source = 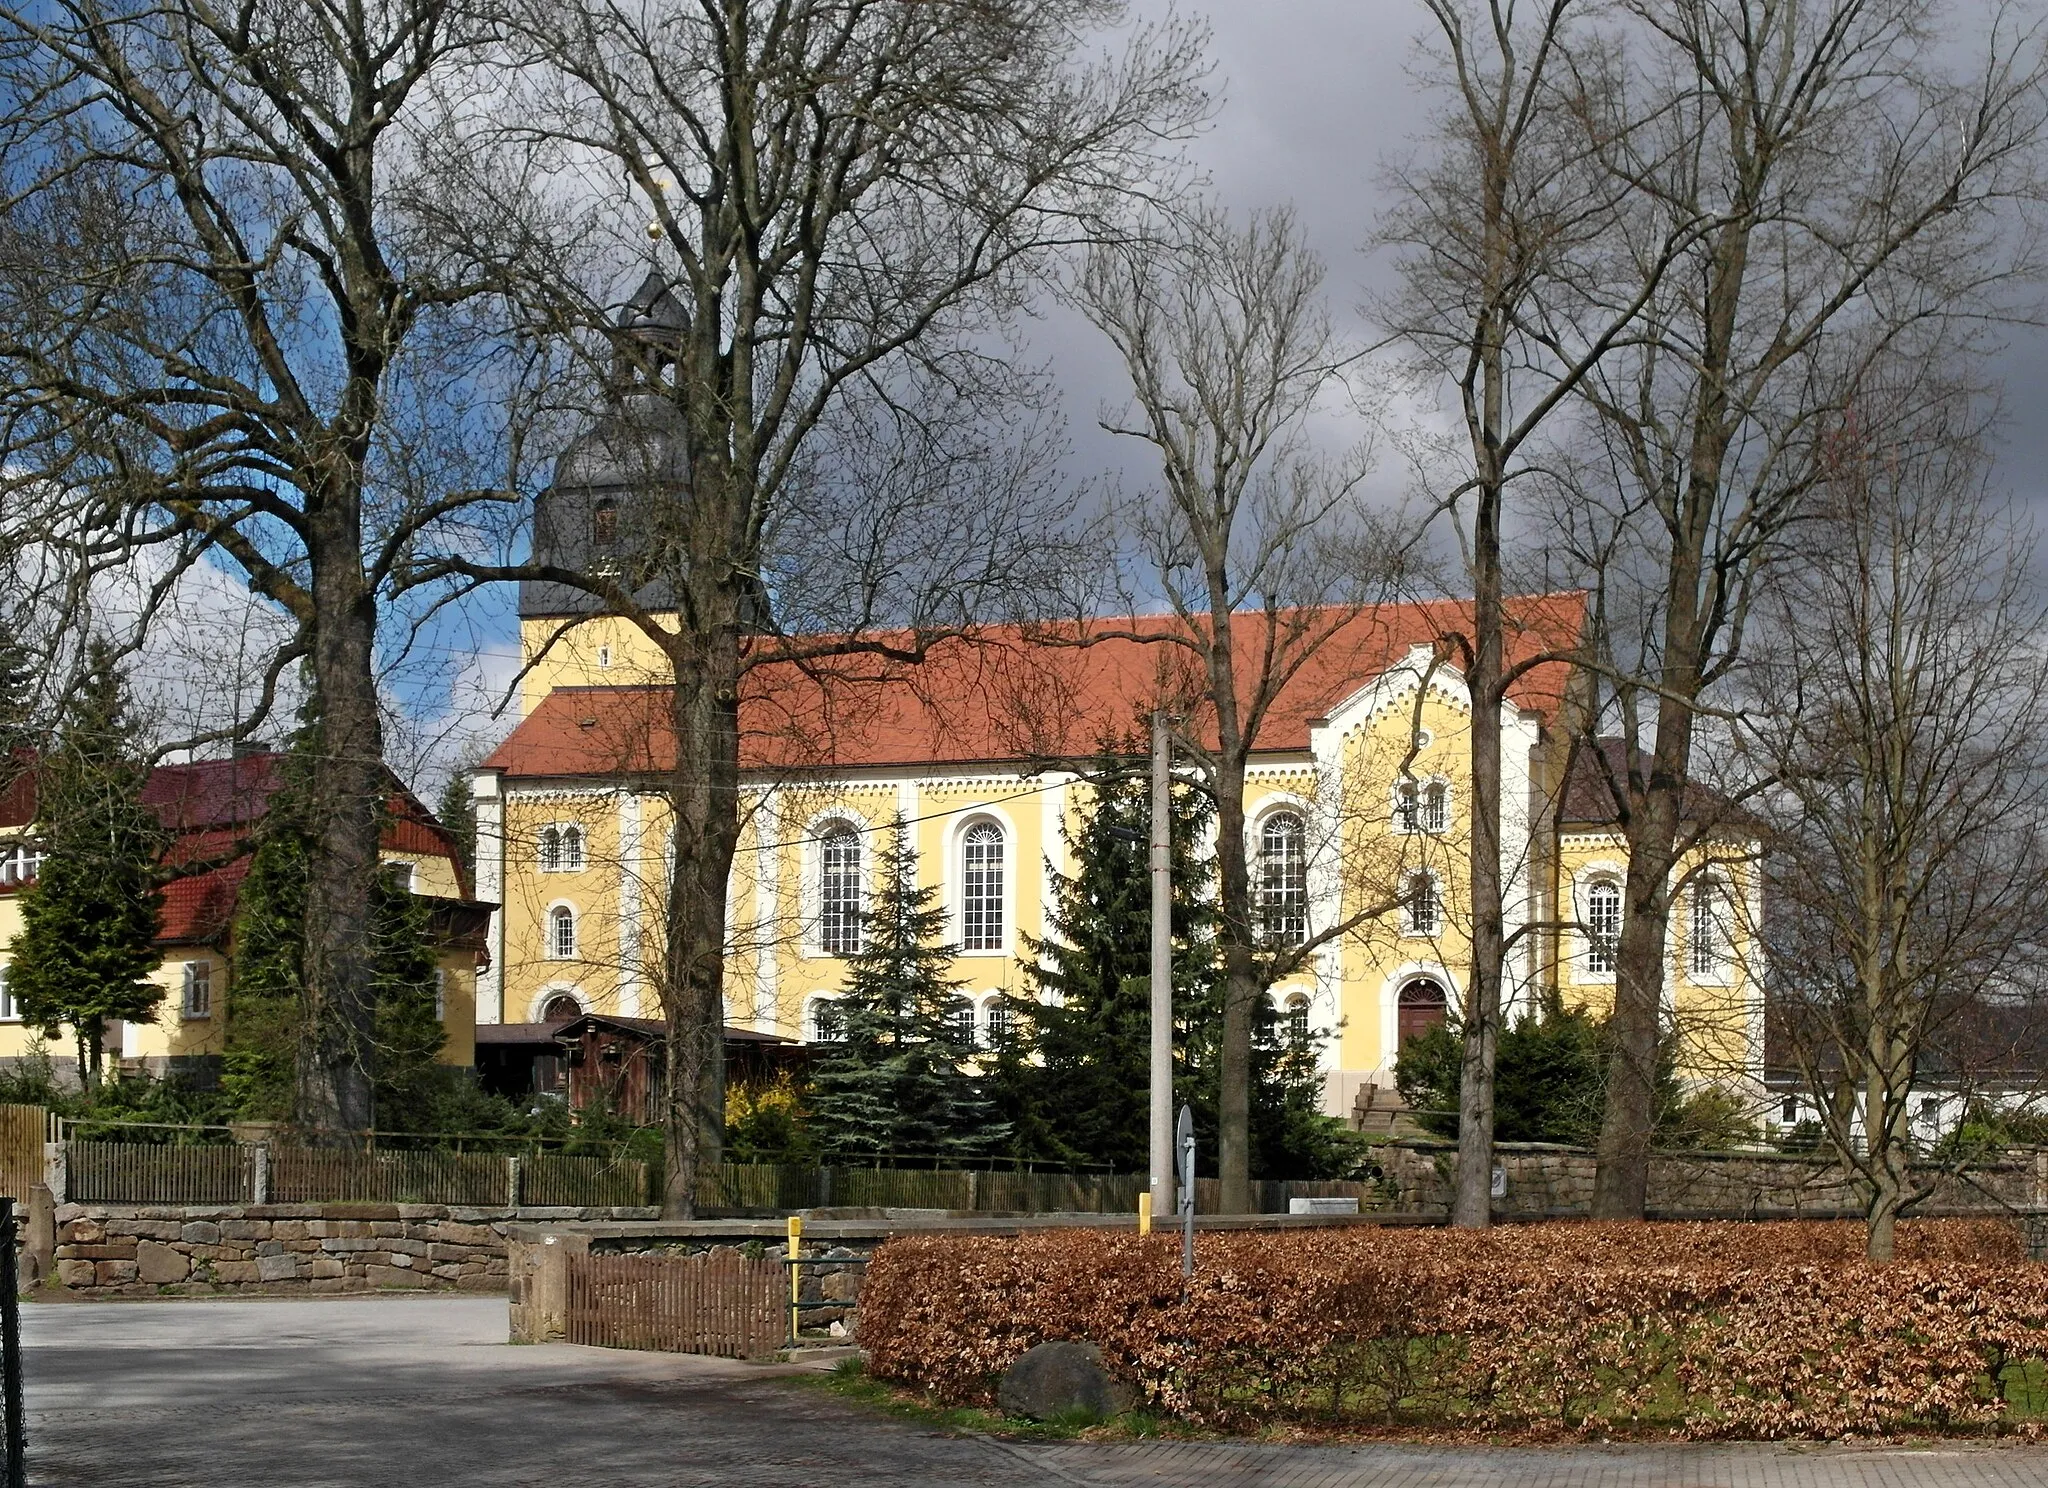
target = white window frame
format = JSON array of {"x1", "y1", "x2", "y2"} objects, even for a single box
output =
[
  {"x1": 181, "y1": 960, "x2": 213, "y2": 1021},
  {"x1": 546, "y1": 902, "x2": 579, "y2": 960},
  {"x1": 1400, "y1": 869, "x2": 1443, "y2": 939},
  {"x1": 1579, "y1": 877, "x2": 1621, "y2": 982},
  {"x1": 0, "y1": 966, "x2": 16, "y2": 1023},
  {"x1": 538, "y1": 822, "x2": 586, "y2": 874},
  {"x1": 1256, "y1": 808, "x2": 1310, "y2": 947},
  {"x1": 384, "y1": 860, "x2": 417, "y2": 893},
  {"x1": 1283, "y1": 991, "x2": 1311, "y2": 1045},
  {"x1": 955, "y1": 816, "x2": 1010, "y2": 955},
  {"x1": 1392, "y1": 776, "x2": 1452, "y2": 836},
  {"x1": 805, "y1": 994, "x2": 846, "y2": 1043},
  {"x1": 0, "y1": 843, "x2": 43, "y2": 887},
  {"x1": 810, "y1": 820, "x2": 867, "y2": 958},
  {"x1": 979, "y1": 992, "x2": 1010, "y2": 1048},
  {"x1": 1686, "y1": 876, "x2": 1734, "y2": 985},
  {"x1": 433, "y1": 966, "x2": 447, "y2": 1021}
]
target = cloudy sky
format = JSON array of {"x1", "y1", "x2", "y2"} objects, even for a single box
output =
[{"x1": 131, "y1": 1, "x2": 2048, "y2": 794}]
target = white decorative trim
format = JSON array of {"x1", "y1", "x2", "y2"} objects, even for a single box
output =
[
  {"x1": 617, "y1": 795, "x2": 644, "y2": 1015},
  {"x1": 798, "y1": 806, "x2": 875, "y2": 959},
  {"x1": 472, "y1": 772, "x2": 506, "y2": 1024},
  {"x1": 526, "y1": 983, "x2": 587, "y2": 1022},
  {"x1": 1566, "y1": 860, "x2": 1626, "y2": 987}
]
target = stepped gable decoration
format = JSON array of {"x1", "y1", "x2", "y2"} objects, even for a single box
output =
[{"x1": 482, "y1": 592, "x2": 1588, "y2": 779}]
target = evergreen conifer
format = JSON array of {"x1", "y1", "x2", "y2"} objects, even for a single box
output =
[
  {"x1": 436, "y1": 769, "x2": 475, "y2": 883},
  {"x1": 223, "y1": 727, "x2": 446, "y2": 1129},
  {"x1": 6, "y1": 643, "x2": 168, "y2": 1087},
  {"x1": 807, "y1": 818, "x2": 1005, "y2": 1160}
]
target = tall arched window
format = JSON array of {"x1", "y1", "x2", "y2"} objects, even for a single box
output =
[
  {"x1": 1259, "y1": 812, "x2": 1308, "y2": 945},
  {"x1": 1690, "y1": 880, "x2": 1725, "y2": 978},
  {"x1": 539, "y1": 825, "x2": 561, "y2": 873},
  {"x1": 1585, "y1": 880, "x2": 1621, "y2": 975},
  {"x1": 548, "y1": 905, "x2": 578, "y2": 960},
  {"x1": 960, "y1": 821, "x2": 1005, "y2": 951},
  {"x1": 818, "y1": 827, "x2": 864, "y2": 956},
  {"x1": 560, "y1": 825, "x2": 585, "y2": 872},
  {"x1": 946, "y1": 997, "x2": 977, "y2": 1049},
  {"x1": 1404, "y1": 870, "x2": 1441, "y2": 938}
]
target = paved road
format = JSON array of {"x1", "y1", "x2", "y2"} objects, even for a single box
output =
[{"x1": 20, "y1": 1296, "x2": 2048, "y2": 1487}]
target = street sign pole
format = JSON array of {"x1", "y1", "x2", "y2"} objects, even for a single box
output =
[{"x1": 1175, "y1": 1103, "x2": 1195, "y2": 1278}]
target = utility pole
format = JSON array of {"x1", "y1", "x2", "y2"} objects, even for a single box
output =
[{"x1": 1149, "y1": 709, "x2": 1175, "y2": 1222}]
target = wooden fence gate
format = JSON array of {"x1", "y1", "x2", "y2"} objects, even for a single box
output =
[
  {"x1": 0, "y1": 1109, "x2": 43, "y2": 1208},
  {"x1": 564, "y1": 1251, "x2": 784, "y2": 1359}
]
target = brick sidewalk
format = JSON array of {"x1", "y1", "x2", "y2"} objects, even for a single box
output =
[{"x1": 1004, "y1": 1438, "x2": 2048, "y2": 1488}]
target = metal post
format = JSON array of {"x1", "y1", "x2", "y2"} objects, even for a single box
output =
[
  {"x1": 786, "y1": 1215, "x2": 803, "y2": 1344},
  {"x1": 1148, "y1": 710, "x2": 1175, "y2": 1223},
  {"x1": 1175, "y1": 1104, "x2": 1196, "y2": 1279},
  {"x1": 1, "y1": 1196, "x2": 24, "y2": 1488}
]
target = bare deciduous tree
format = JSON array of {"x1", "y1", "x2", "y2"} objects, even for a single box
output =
[
  {"x1": 425, "y1": 0, "x2": 1210, "y2": 1216},
  {"x1": 1549, "y1": 0, "x2": 2048, "y2": 1218},
  {"x1": 1379, "y1": 0, "x2": 1699, "y2": 1228},
  {"x1": 1071, "y1": 204, "x2": 1396, "y2": 1213},
  {"x1": 0, "y1": 0, "x2": 529, "y2": 1134},
  {"x1": 1743, "y1": 387, "x2": 2048, "y2": 1261}
]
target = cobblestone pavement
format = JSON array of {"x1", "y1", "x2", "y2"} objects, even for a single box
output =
[{"x1": 21, "y1": 1296, "x2": 2048, "y2": 1487}]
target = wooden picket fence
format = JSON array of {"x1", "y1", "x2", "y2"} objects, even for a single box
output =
[
  {"x1": 66, "y1": 1140, "x2": 249, "y2": 1204},
  {"x1": 0, "y1": 1105, "x2": 46, "y2": 1204},
  {"x1": 269, "y1": 1147, "x2": 509, "y2": 1206},
  {"x1": 564, "y1": 1249, "x2": 784, "y2": 1357}
]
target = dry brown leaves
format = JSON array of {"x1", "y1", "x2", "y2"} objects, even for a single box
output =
[{"x1": 857, "y1": 1220, "x2": 2048, "y2": 1439}]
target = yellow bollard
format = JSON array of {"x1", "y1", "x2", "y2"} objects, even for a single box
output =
[
  {"x1": 787, "y1": 1215, "x2": 803, "y2": 1342},
  {"x1": 1138, "y1": 1191, "x2": 1152, "y2": 1237}
]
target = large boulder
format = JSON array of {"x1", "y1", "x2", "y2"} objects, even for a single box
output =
[{"x1": 996, "y1": 1340, "x2": 1133, "y2": 1423}]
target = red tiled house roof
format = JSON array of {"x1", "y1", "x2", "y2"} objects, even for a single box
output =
[
  {"x1": 2, "y1": 752, "x2": 477, "y2": 950},
  {"x1": 485, "y1": 593, "x2": 1589, "y2": 780}
]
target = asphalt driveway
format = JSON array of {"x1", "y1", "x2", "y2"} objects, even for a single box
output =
[{"x1": 20, "y1": 1296, "x2": 2048, "y2": 1487}]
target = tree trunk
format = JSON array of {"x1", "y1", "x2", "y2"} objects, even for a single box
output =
[
  {"x1": 1591, "y1": 725, "x2": 1686, "y2": 1219},
  {"x1": 657, "y1": 607, "x2": 742, "y2": 1219},
  {"x1": 296, "y1": 502, "x2": 384, "y2": 1139},
  {"x1": 1213, "y1": 747, "x2": 1255, "y2": 1215},
  {"x1": 1454, "y1": 475, "x2": 1505, "y2": 1231}
]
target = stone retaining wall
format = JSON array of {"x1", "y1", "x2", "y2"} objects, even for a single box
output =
[
  {"x1": 1378, "y1": 1141, "x2": 2048, "y2": 1218},
  {"x1": 50, "y1": 1201, "x2": 656, "y2": 1297}
]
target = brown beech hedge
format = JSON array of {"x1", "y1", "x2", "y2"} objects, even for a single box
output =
[{"x1": 858, "y1": 1220, "x2": 2048, "y2": 1437}]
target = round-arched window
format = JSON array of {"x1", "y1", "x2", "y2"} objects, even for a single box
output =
[
  {"x1": 1585, "y1": 880, "x2": 1621, "y2": 975},
  {"x1": 960, "y1": 821, "x2": 1006, "y2": 951},
  {"x1": 548, "y1": 905, "x2": 578, "y2": 960},
  {"x1": 1284, "y1": 992, "x2": 1311, "y2": 1046},
  {"x1": 818, "y1": 826, "x2": 864, "y2": 956},
  {"x1": 541, "y1": 993, "x2": 582, "y2": 1024},
  {"x1": 1259, "y1": 812, "x2": 1307, "y2": 945},
  {"x1": 808, "y1": 998, "x2": 846, "y2": 1043}
]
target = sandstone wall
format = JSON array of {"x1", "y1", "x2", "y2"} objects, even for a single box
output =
[
  {"x1": 51, "y1": 1201, "x2": 655, "y2": 1297},
  {"x1": 1377, "y1": 1141, "x2": 2048, "y2": 1218}
]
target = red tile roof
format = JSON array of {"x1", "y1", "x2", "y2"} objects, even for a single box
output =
[
  {"x1": 2, "y1": 751, "x2": 475, "y2": 941},
  {"x1": 484, "y1": 594, "x2": 1588, "y2": 780}
]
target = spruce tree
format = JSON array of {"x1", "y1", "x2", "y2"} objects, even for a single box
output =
[
  {"x1": 998, "y1": 742, "x2": 1218, "y2": 1171},
  {"x1": 436, "y1": 769, "x2": 475, "y2": 884},
  {"x1": 7, "y1": 643, "x2": 168, "y2": 1087},
  {"x1": 807, "y1": 818, "x2": 1005, "y2": 1161},
  {"x1": 224, "y1": 728, "x2": 446, "y2": 1130}
]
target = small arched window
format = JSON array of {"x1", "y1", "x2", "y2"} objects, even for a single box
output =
[
  {"x1": 808, "y1": 997, "x2": 845, "y2": 1043},
  {"x1": 818, "y1": 827, "x2": 863, "y2": 956},
  {"x1": 946, "y1": 997, "x2": 976, "y2": 1049},
  {"x1": 539, "y1": 826, "x2": 561, "y2": 873},
  {"x1": 1404, "y1": 870, "x2": 1441, "y2": 938},
  {"x1": 1259, "y1": 812, "x2": 1308, "y2": 945},
  {"x1": 591, "y1": 498, "x2": 619, "y2": 553},
  {"x1": 960, "y1": 821, "x2": 1005, "y2": 951},
  {"x1": 560, "y1": 825, "x2": 585, "y2": 872},
  {"x1": 548, "y1": 905, "x2": 578, "y2": 960},
  {"x1": 1284, "y1": 993, "x2": 1311, "y2": 1046},
  {"x1": 983, "y1": 996, "x2": 1011, "y2": 1048},
  {"x1": 539, "y1": 824, "x2": 584, "y2": 873},
  {"x1": 541, "y1": 993, "x2": 582, "y2": 1024},
  {"x1": 1585, "y1": 880, "x2": 1621, "y2": 975}
]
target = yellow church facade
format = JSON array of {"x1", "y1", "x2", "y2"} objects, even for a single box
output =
[{"x1": 476, "y1": 591, "x2": 1765, "y2": 1119}]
